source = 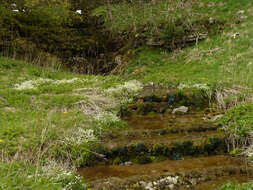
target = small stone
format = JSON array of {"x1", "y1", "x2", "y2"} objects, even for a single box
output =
[
  {"x1": 76, "y1": 10, "x2": 82, "y2": 14},
  {"x1": 139, "y1": 181, "x2": 146, "y2": 186},
  {"x1": 172, "y1": 106, "x2": 188, "y2": 114},
  {"x1": 168, "y1": 184, "x2": 174, "y2": 189},
  {"x1": 124, "y1": 161, "x2": 133, "y2": 166},
  {"x1": 167, "y1": 176, "x2": 172, "y2": 183},
  {"x1": 159, "y1": 178, "x2": 166, "y2": 183},
  {"x1": 190, "y1": 179, "x2": 197, "y2": 185},
  {"x1": 146, "y1": 182, "x2": 153, "y2": 190},
  {"x1": 237, "y1": 10, "x2": 245, "y2": 14},
  {"x1": 171, "y1": 178, "x2": 177, "y2": 184},
  {"x1": 209, "y1": 17, "x2": 215, "y2": 24},
  {"x1": 231, "y1": 33, "x2": 240, "y2": 39},
  {"x1": 237, "y1": 15, "x2": 248, "y2": 23}
]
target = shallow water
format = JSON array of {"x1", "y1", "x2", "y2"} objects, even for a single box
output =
[
  {"x1": 79, "y1": 155, "x2": 245, "y2": 181},
  {"x1": 79, "y1": 112, "x2": 252, "y2": 189}
]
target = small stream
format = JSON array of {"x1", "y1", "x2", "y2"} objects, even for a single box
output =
[{"x1": 78, "y1": 89, "x2": 253, "y2": 190}]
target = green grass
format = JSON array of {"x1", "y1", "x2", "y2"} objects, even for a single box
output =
[
  {"x1": 0, "y1": 57, "x2": 136, "y2": 189},
  {"x1": 1, "y1": 0, "x2": 253, "y2": 189},
  {"x1": 123, "y1": 10, "x2": 253, "y2": 88},
  {"x1": 111, "y1": 0, "x2": 253, "y2": 88},
  {"x1": 93, "y1": 0, "x2": 253, "y2": 35},
  {"x1": 219, "y1": 182, "x2": 253, "y2": 190}
]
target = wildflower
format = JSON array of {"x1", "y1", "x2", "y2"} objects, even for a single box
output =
[
  {"x1": 14, "y1": 78, "x2": 81, "y2": 90},
  {"x1": 66, "y1": 128, "x2": 96, "y2": 145},
  {"x1": 106, "y1": 80, "x2": 143, "y2": 104}
]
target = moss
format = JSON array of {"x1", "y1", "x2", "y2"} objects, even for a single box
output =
[
  {"x1": 152, "y1": 144, "x2": 166, "y2": 156},
  {"x1": 149, "y1": 156, "x2": 167, "y2": 163},
  {"x1": 143, "y1": 95, "x2": 162, "y2": 103},
  {"x1": 134, "y1": 156, "x2": 152, "y2": 164},
  {"x1": 113, "y1": 157, "x2": 121, "y2": 165}
]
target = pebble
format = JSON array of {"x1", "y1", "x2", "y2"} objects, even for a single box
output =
[
  {"x1": 237, "y1": 10, "x2": 245, "y2": 14},
  {"x1": 172, "y1": 106, "x2": 188, "y2": 114},
  {"x1": 168, "y1": 184, "x2": 174, "y2": 189},
  {"x1": 231, "y1": 33, "x2": 240, "y2": 39},
  {"x1": 76, "y1": 10, "x2": 82, "y2": 14},
  {"x1": 124, "y1": 161, "x2": 133, "y2": 166}
]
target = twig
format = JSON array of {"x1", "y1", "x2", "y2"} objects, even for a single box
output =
[{"x1": 84, "y1": 148, "x2": 108, "y2": 161}]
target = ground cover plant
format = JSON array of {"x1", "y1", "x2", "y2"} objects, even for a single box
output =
[
  {"x1": 219, "y1": 182, "x2": 253, "y2": 190},
  {"x1": 1, "y1": 0, "x2": 253, "y2": 189},
  {"x1": 0, "y1": 57, "x2": 143, "y2": 189}
]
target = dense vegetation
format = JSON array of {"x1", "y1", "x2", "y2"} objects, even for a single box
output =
[
  {"x1": 0, "y1": 0, "x2": 123, "y2": 74},
  {"x1": 1, "y1": 0, "x2": 253, "y2": 189}
]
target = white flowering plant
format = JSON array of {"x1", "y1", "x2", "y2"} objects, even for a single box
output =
[
  {"x1": 66, "y1": 128, "x2": 97, "y2": 145},
  {"x1": 106, "y1": 80, "x2": 143, "y2": 105},
  {"x1": 39, "y1": 162, "x2": 87, "y2": 190},
  {"x1": 13, "y1": 78, "x2": 89, "y2": 90},
  {"x1": 178, "y1": 82, "x2": 211, "y2": 91},
  {"x1": 92, "y1": 112, "x2": 127, "y2": 133}
]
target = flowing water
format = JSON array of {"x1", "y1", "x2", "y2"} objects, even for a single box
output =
[{"x1": 78, "y1": 90, "x2": 253, "y2": 190}]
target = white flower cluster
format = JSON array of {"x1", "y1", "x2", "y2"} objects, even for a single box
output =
[
  {"x1": 41, "y1": 162, "x2": 84, "y2": 189},
  {"x1": 94, "y1": 112, "x2": 121, "y2": 124},
  {"x1": 178, "y1": 83, "x2": 210, "y2": 90},
  {"x1": 106, "y1": 80, "x2": 143, "y2": 97},
  {"x1": 66, "y1": 128, "x2": 96, "y2": 145},
  {"x1": 106, "y1": 80, "x2": 143, "y2": 104},
  {"x1": 14, "y1": 78, "x2": 80, "y2": 90}
]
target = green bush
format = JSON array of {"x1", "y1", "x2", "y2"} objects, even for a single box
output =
[{"x1": 219, "y1": 103, "x2": 253, "y2": 137}]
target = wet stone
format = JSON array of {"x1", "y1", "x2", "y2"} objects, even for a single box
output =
[{"x1": 78, "y1": 94, "x2": 253, "y2": 189}]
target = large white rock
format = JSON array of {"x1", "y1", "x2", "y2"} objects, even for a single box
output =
[
  {"x1": 76, "y1": 10, "x2": 82, "y2": 14},
  {"x1": 172, "y1": 106, "x2": 188, "y2": 114}
]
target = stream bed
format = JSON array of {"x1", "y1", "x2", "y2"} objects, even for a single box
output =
[{"x1": 78, "y1": 89, "x2": 253, "y2": 190}]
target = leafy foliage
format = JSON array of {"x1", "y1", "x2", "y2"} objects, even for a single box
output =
[
  {"x1": 219, "y1": 103, "x2": 253, "y2": 136},
  {"x1": 219, "y1": 182, "x2": 253, "y2": 190}
]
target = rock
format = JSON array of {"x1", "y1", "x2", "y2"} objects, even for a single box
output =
[
  {"x1": 168, "y1": 184, "x2": 174, "y2": 189},
  {"x1": 124, "y1": 161, "x2": 133, "y2": 166},
  {"x1": 76, "y1": 10, "x2": 82, "y2": 14},
  {"x1": 209, "y1": 17, "x2": 215, "y2": 24},
  {"x1": 172, "y1": 106, "x2": 188, "y2": 114},
  {"x1": 231, "y1": 33, "x2": 240, "y2": 39},
  {"x1": 190, "y1": 178, "x2": 197, "y2": 185},
  {"x1": 146, "y1": 182, "x2": 153, "y2": 189},
  {"x1": 237, "y1": 15, "x2": 248, "y2": 23},
  {"x1": 139, "y1": 181, "x2": 146, "y2": 186},
  {"x1": 115, "y1": 55, "x2": 123, "y2": 66},
  {"x1": 237, "y1": 10, "x2": 245, "y2": 14}
]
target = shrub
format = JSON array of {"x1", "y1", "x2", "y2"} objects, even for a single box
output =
[{"x1": 219, "y1": 103, "x2": 253, "y2": 137}]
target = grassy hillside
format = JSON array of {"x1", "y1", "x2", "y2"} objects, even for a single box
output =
[
  {"x1": 0, "y1": 57, "x2": 144, "y2": 189},
  {"x1": 122, "y1": 1, "x2": 253, "y2": 86},
  {"x1": 1, "y1": 0, "x2": 253, "y2": 189}
]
